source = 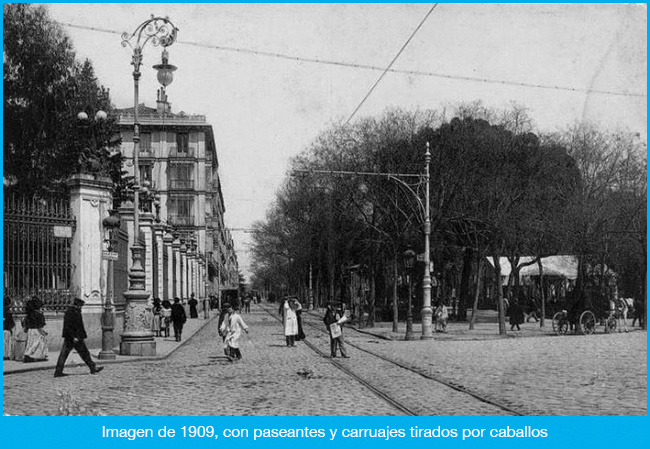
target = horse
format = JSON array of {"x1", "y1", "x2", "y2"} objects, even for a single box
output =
[{"x1": 615, "y1": 297, "x2": 634, "y2": 332}]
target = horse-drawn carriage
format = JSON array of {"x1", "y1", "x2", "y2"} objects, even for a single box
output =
[{"x1": 552, "y1": 288, "x2": 620, "y2": 335}]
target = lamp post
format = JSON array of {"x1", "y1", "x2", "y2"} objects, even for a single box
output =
[
  {"x1": 100, "y1": 210, "x2": 121, "y2": 359},
  {"x1": 420, "y1": 142, "x2": 434, "y2": 339},
  {"x1": 120, "y1": 16, "x2": 178, "y2": 356},
  {"x1": 403, "y1": 249, "x2": 416, "y2": 340}
]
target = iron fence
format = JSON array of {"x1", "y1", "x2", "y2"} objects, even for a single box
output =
[{"x1": 3, "y1": 192, "x2": 75, "y2": 313}]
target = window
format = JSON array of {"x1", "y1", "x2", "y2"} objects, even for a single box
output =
[
  {"x1": 140, "y1": 132, "x2": 152, "y2": 152},
  {"x1": 169, "y1": 198, "x2": 194, "y2": 225},
  {"x1": 171, "y1": 198, "x2": 192, "y2": 216},
  {"x1": 169, "y1": 164, "x2": 193, "y2": 189},
  {"x1": 176, "y1": 133, "x2": 189, "y2": 154},
  {"x1": 139, "y1": 164, "x2": 152, "y2": 185}
]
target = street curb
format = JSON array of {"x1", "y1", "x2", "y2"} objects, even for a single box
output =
[{"x1": 2, "y1": 313, "x2": 219, "y2": 376}]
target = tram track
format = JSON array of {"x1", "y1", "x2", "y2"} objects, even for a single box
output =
[{"x1": 262, "y1": 303, "x2": 525, "y2": 416}]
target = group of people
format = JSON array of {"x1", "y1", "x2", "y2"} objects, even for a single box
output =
[
  {"x1": 279, "y1": 297, "x2": 305, "y2": 347},
  {"x1": 150, "y1": 296, "x2": 199, "y2": 342},
  {"x1": 2, "y1": 295, "x2": 103, "y2": 378},
  {"x1": 3, "y1": 296, "x2": 49, "y2": 363}
]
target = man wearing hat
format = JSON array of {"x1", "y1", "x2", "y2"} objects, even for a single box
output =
[{"x1": 54, "y1": 298, "x2": 104, "y2": 378}]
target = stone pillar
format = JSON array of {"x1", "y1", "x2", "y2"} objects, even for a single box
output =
[
  {"x1": 180, "y1": 240, "x2": 188, "y2": 301},
  {"x1": 163, "y1": 230, "x2": 174, "y2": 301},
  {"x1": 140, "y1": 212, "x2": 154, "y2": 297},
  {"x1": 118, "y1": 203, "x2": 135, "y2": 272},
  {"x1": 198, "y1": 258, "x2": 205, "y2": 299},
  {"x1": 173, "y1": 237, "x2": 182, "y2": 299},
  {"x1": 153, "y1": 224, "x2": 165, "y2": 299},
  {"x1": 68, "y1": 175, "x2": 113, "y2": 312},
  {"x1": 188, "y1": 249, "x2": 196, "y2": 300}
]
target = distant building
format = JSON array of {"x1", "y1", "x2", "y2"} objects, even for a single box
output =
[{"x1": 115, "y1": 89, "x2": 238, "y2": 299}]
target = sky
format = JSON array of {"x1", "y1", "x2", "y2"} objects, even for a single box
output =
[{"x1": 44, "y1": 3, "x2": 647, "y2": 279}]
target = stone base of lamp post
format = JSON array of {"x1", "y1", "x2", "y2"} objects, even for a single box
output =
[
  {"x1": 120, "y1": 245, "x2": 156, "y2": 356},
  {"x1": 119, "y1": 288, "x2": 156, "y2": 356},
  {"x1": 420, "y1": 306, "x2": 434, "y2": 339}
]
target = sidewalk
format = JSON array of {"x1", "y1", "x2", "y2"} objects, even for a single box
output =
[
  {"x1": 3, "y1": 312, "x2": 218, "y2": 375},
  {"x1": 305, "y1": 307, "x2": 562, "y2": 341},
  {"x1": 349, "y1": 319, "x2": 556, "y2": 341}
]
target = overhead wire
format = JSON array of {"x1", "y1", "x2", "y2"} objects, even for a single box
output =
[
  {"x1": 57, "y1": 20, "x2": 646, "y2": 100},
  {"x1": 344, "y1": 4, "x2": 439, "y2": 125}
]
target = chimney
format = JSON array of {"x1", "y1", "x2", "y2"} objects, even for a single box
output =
[{"x1": 156, "y1": 88, "x2": 172, "y2": 114}]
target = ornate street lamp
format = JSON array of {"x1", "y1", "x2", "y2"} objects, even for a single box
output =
[
  {"x1": 100, "y1": 210, "x2": 121, "y2": 359},
  {"x1": 120, "y1": 16, "x2": 179, "y2": 356},
  {"x1": 403, "y1": 249, "x2": 416, "y2": 340}
]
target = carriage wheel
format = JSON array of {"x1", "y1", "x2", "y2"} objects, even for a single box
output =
[
  {"x1": 552, "y1": 312, "x2": 568, "y2": 335},
  {"x1": 606, "y1": 316, "x2": 617, "y2": 333},
  {"x1": 579, "y1": 311, "x2": 596, "y2": 335}
]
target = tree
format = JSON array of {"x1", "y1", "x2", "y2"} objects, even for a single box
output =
[
  {"x1": 548, "y1": 125, "x2": 647, "y2": 303},
  {"x1": 3, "y1": 3, "x2": 121, "y2": 196},
  {"x1": 425, "y1": 118, "x2": 579, "y2": 334}
]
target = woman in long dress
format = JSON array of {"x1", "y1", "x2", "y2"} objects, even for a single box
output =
[
  {"x1": 23, "y1": 297, "x2": 48, "y2": 362},
  {"x1": 220, "y1": 306, "x2": 248, "y2": 360},
  {"x1": 151, "y1": 298, "x2": 162, "y2": 337},
  {"x1": 161, "y1": 300, "x2": 172, "y2": 338},
  {"x1": 3, "y1": 296, "x2": 15, "y2": 360},
  {"x1": 292, "y1": 298, "x2": 306, "y2": 341},
  {"x1": 280, "y1": 298, "x2": 298, "y2": 347}
]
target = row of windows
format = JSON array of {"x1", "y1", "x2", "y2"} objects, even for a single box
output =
[
  {"x1": 140, "y1": 132, "x2": 198, "y2": 153},
  {"x1": 139, "y1": 165, "x2": 218, "y2": 188}
]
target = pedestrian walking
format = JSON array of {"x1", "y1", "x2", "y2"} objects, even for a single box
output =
[
  {"x1": 23, "y1": 297, "x2": 49, "y2": 362},
  {"x1": 218, "y1": 303, "x2": 232, "y2": 357},
  {"x1": 3, "y1": 296, "x2": 16, "y2": 360},
  {"x1": 243, "y1": 295, "x2": 252, "y2": 313},
  {"x1": 434, "y1": 300, "x2": 448, "y2": 333},
  {"x1": 292, "y1": 298, "x2": 306, "y2": 341},
  {"x1": 220, "y1": 305, "x2": 249, "y2": 361},
  {"x1": 324, "y1": 303, "x2": 349, "y2": 358},
  {"x1": 152, "y1": 297, "x2": 162, "y2": 337},
  {"x1": 508, "y1": 298, "x2": 525, "y2": 331},
  {"x1": 188, "y1": 293, "x2": 199, "y2": 319},
  {"x1": 161, "y1": 299, "x2": 172, "y2": 338},
  {"x1": 54, "y1": 298, "x2": 104, "y2": 378},
  {"x1": 525, "y1": 293, "x2": 540, "y2": 323},
  {"x1": 171, "y1": 297, "x2": 187, "y2": 342},
  {"x1": 279, "y1": 297, "x2": 298, "y2": 347}
]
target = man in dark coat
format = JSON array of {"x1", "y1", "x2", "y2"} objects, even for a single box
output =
[
  {"x1": 323, "y1": 303, "x2": 348, "y2": 358},
  {"x1": 188, "y1": 293, "x2": 199, "y2": 319},
  {"x1": 171, "y1": 297, "x2": 187, "y2": 342},
  {"x1": 54, "y1": 298, "x2": 103, "y2": 378},
  {"x1": 508, "y1": 298, "x2": 525, "y2": 331}
]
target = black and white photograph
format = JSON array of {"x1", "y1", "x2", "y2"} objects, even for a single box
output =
[{"x1": 2, "y1": 3, "x2": 646, "y2": 417}]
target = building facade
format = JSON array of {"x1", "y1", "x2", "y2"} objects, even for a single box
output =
[{"x1": 116, "y1": 89, "x2": 238, "y2": 301}]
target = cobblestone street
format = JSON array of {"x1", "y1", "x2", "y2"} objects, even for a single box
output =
[{"x1": 3, "y1": 304, "x2": 646, "y2": 416}]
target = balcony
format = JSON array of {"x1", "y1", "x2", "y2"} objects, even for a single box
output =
[
  {"x1": 139, "y1": 147, "x2": 155, "y2": 159},
  {"x1": 168, "y1": 145, "x2": 196, "y2": 159},
  {"x1": 168, "y1": 214, "x2": 195, "y2": 226},
  {"x1": 168, "y1": 179, "x2": 195, "y2": 190}
]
